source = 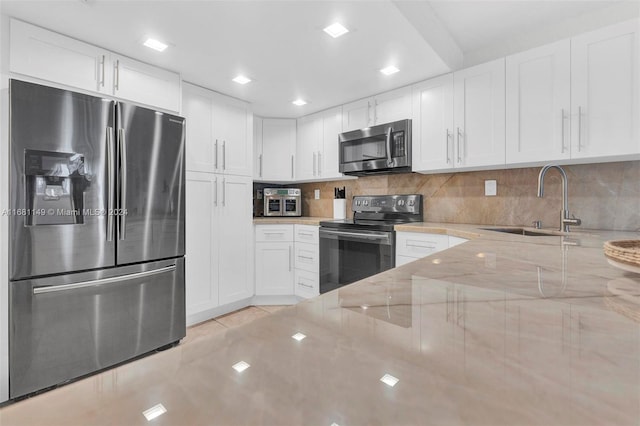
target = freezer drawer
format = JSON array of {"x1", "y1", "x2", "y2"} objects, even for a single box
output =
[{"x1": 9, "y1": 258, "x2": 185, "y2": 399}]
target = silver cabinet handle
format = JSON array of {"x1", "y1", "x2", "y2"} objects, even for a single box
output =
[
  {"x1": 298, "y1": 281, "x2": 313, "y2": 289},
  {"x1": 259, "y1": 154, "x2": 263, "y2": 177},
  {"x1": 456, "y1": 127, "x2": 462, "y2": 164},
  {"x1": 214, "y1": 139, "x2": 218, "y2": 170},
  {"x1": 288, "y1": 246, "x2": 292, "y2": 271},
  {"x1": 367, "y1": 101, "x2": 372, "y2": 126},
  {"x1": 33, "y1": 264, "x2": 176, "y2": 295},
  {"x1": 446, "y1": 129, "x2": 451, "y2": 164},
  {"x1": 222, "y1": 178, "x2": 226, "y2": 207},
  {"x1": 313, "y1": 152, "x2": 317, "y2": 176},
  {"x1": 222, "y1": 140, "x2": 226, "y2": 170},
  {"x1": 114, "y1": 59, "x2": 120, "y2": 91},
  {"x1": 577, "y1": 106, "x2": 583, "y2": 152},
  {"x1": 100, "y1": 55, "x2": 105, "y2": 88},
  {"x1": 317, "y1": 151, "x2": 322, "y2": 175},
  {"x1": 213, "y1": 176, "x2": 218, "y2": 207},
  {"x1": 298, "y1": 255, "x2": 314, "y2": 260},
  {"x1": 560, "y1": 109, "x2": 566, "y2": 153},
  {"x1": 106, "y1": 126, "x2": 115, "y2": 242},
  {"x1": 118, "y1": 127, "x2": 127, "y2": 241},
  {"x1": 291, "y1": 155, "x2": 294, "y2": 179}
]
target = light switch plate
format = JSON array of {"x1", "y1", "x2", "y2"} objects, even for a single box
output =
[
  {"x1": 314, "y1": 189, "x2": 320, "y2": 200},
  {"x1": 485, "y1": 180, "x2": 497, "y2": 196}
]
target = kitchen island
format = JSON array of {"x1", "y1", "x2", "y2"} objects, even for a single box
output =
[{"x1": 1, "y1": 224, "x2": 639, "y2": 425}]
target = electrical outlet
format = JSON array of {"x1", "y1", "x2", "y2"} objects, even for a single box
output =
[
  {"x1": 314, "y1": 189, "x2": 320, "y2": 200},
  {"x1": 484, "y1": 180, "x2": 497, "y2": 196}
]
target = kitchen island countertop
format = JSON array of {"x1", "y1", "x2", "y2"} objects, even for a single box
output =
[{"x1": 2, "y1": 223, "x2": 640, "y2": 425}]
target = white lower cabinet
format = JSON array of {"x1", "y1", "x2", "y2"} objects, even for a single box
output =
[
  {"x1": 185, "y1": 172, "x2": 253, "y2": 325},
  {"x1": 294, "y1": 225, "x2": 319, "y2": 298},
  {"x1": 255, "y1": 225, "x2": 294, "y2": 295},
  {"x1": 396, "y1": 232, "x2": 468, "y2": 266},
  {"x1": 254, "y1": 224, "x2": 319, "y2": 299}
]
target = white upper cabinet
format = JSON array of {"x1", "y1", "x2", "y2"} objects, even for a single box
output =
[
  {"x1": 506, "y1": 40, "x2": 571, "y2": 164},
  {"x1": 10, "y1": 19, "x2": 181, "y2": 112},
  {"x1": 341, "y1": 86, "x2": 412, "y2": 132},
  {"x1": 412, "y1": 74, "x2": 454, "y2": 171},
  {"x1": 453, "y1": 58, "x2": 506, "y2": 168},
  {"x1": 183, "y1": 83, "x2": 216, "y2": 172},
  {"x1": 296, "y1": 114, "x2": 323, "y2": 181},
  {"x1": 112, "y1": 55, "x2": 181, "y2": 113},
  {"x1": 257, "y1": 119, "x2": 297, "y2": 182},
  {"x1": 296, "y1": 106, "x2": 343, "y2": 181},
  {"x1": 571, "y1": 19, "x2": 639, "y2": 159},
  {"x1": 10, "y1": 19, "x2": 110, "y2": 94},
  {"x1": 182, "y1": 83, "x2": 251, "y2": 176},
  {"x1": 374, "y1": 86, "x2": 413, "y2": 125},
  {"x1": 212, "y1": 92, "x2": 252, "y2": 176}
]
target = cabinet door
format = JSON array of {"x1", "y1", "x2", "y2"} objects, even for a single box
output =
[
  {"x1": 261, "y1": 119, "x2": 297, "y2": 181},
  {"x1": 213, "y1": 93, "x2": 251, "y2": 177},
  {"x1": 374, "y1": 86, "x2": 412, "y2": 125},
  {"x1": 182, "y1": 83, "x2": 216, "y2": 172},
  {"x1": 185, "y1": 172, "x2": 218, "y2": 316},
  {"x1": 296, "y1": 114, "x2": 321, "y2": 180},
  {"x1": 112, "y1": 55, "x2": 180, "y2": 112},
  {"x1": 412, "y1": 74, "x2": 454, "y2": 171},
  {"x1": 320, "y1": 106, "x2": 343, "y2": 179},
  {"x1": 10, "y1": 19, "x2": 110, "y2": 94},
  {"x1": 506, "y1": 40, "x2": 571, "y2": 164},
  {"x1": 342, "y1": 98, "x2": 372, "y2": 132},
  {"x1": 454, "y1": 58, "x2": 506, "y2": 168},
  {"x1": 571, "y1": 19, "x2": 639, "y2": 159},
  {"x1": 255, "y1": 242, "x2": 294, "y2": 296},
  {"x1": 218, "y1": 176, "x2": 254, "y2": 305}
]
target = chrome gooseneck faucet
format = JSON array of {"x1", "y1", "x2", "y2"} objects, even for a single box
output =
[{"x1": 537, "y1": 165, "x2": 582, "y2": 232}]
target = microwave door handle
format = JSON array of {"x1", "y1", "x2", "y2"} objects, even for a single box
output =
[{"x1": 385, "y1": 127, "x2": 393, "y2": 166}]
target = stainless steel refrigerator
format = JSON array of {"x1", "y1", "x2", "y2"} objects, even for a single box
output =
[{"x1": 8, "y1": 79, "x2": 186, "y2": 399}]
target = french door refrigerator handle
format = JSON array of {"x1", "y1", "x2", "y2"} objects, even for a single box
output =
[
  {"x1": 106, "y1": 126, "x2": 115, "y2": 242},
  {"x1": 33, "y1": 265, "x2": 177, "y2": 295},
  {"x1": 118, "y1": 127, "x2": 127, "y2": 240}
]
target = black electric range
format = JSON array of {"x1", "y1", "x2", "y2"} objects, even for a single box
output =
[{"x1": 319, "y1": 194, "x2": 423, "y2": 294}]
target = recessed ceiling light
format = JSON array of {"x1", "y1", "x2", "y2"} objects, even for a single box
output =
[
  {"x1": 233, "y1": 75, "x2": 251, "y2": 85},
  {"x1": 380, "y1": 373, "x2": 399, "y2": 387},
  {"x1": 292, "y1": 99, "x2": 307, "y2": 106},
  {"x1": 292, "y1": 332, "x2": 306, "y2": 341},
  {"x1": 323, "y1": 22, "x2": 349, "y2": 38},
  {"x1": 142, "y1": 404, "x2": 167, "y2": 421},
  {"x1": 360, "y1": 305, "x2": 369, "y2": 310},
  {"x1": 380, "y1": 65, "x2": 399, "y2": 76},
  {"x1": 143, "y1": 38, "x2": 168, "y2": 52},
  {"x1": 232, "y1": 361, "x2": 250, "y2": 372}
]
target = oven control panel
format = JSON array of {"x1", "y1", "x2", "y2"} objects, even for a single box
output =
[{"x1": 352, "y1": 194, "x2": 422, "y2": 214}]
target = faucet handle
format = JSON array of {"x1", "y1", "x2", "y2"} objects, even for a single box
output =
[{"x1": 563, "y1": 215, "x2": 582, "y2": 227}]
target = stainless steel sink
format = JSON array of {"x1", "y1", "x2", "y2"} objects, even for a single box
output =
[{"x1": 480, "y1": 227, "x2": 558, "y2": 237}]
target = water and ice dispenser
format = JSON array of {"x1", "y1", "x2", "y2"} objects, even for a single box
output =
[{"x1": 25, "y1": 150, "x2": 90, "y2": 226}]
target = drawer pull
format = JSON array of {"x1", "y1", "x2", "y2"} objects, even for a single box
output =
[{"x1": 298, "y1": 282, "x2": 313, "y2": 289}]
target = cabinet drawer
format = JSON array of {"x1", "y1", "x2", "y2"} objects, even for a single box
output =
[
  {"x1": 255, "y1": 225, "x2": 293, "y2": 242},
  {"x1": 294, "y1": 242, "x2": 319, "y2": 273},
  {"x1": 396, "y1": 232, "x2": 449, "y2": 258},
  {"x1": 294, "y1": 224, "x2": 319, "y2": 244},
  {"x1": 294, "y1": 269, "x2": 319, "y2": 299}
]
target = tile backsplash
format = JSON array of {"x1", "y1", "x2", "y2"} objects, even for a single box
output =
[{"x1": 298, "y1": 161, "x2": 640, "y2": 232}]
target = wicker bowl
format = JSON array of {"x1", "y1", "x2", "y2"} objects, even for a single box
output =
[{"x1": 604, "y1": 240, "x2": 640, "y2": 269}]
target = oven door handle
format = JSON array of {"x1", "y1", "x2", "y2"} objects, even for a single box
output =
[{"x1": 320, "y1": 229, "x2": 393, "y2": 245}]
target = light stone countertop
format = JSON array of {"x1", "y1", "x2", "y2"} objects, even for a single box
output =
[{"x1": 2, "y1": 223, "x2": 640, "y2": 425}]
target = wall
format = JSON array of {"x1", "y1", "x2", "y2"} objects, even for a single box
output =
[{"x1": 298, "y1": 161, "x2": 640, "y2": 232}]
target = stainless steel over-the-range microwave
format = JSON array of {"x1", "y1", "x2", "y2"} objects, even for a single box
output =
[{"x1": 339, "y1": 119, "x2": 411, "y2": 176}]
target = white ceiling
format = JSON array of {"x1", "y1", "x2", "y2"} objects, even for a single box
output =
[{"x1": 1, "y1": 0, "x2": 638, "y2": 118}]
